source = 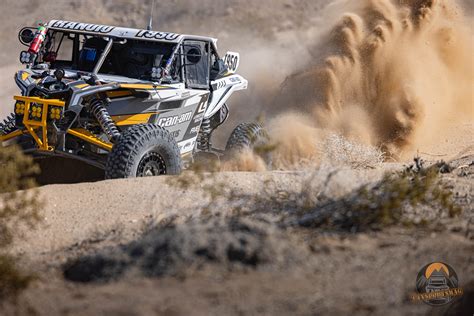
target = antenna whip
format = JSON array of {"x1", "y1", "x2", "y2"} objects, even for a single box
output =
[{"x1": 147, "y1": 0, "x2": 155, "y2": 30}]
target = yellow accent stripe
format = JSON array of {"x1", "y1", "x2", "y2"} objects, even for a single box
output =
[
  {"x1": 106, "y1": 90, "x2": 133, "y2": 98},
  {"x1": 68, "y1": 129, "x2": 113, "y2": 151},
  {"x1": 21, "y1": 72, "x2": 29, "y2": 81},
  {"x1": 0, "y1": 129, "x2": 24, "y2": 142},
  {"x1": 113, "y1": 113, "x2": 155, "y2": 126},
  {"x1": 76, "y1": 83, "x2": 90, "y2": 89},
  {"x1": 119, "y1": 84, "x2": 155, "y2": 90}
]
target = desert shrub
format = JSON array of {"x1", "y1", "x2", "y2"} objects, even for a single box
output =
[
  {"x1": 0, "y1": 256, "x2": 34, "y2": 299},
  {"x1": 63, "y1": 217, "x2": 310, "y2": 283},
  {"x1": 296, "y1": 161, "x2": 462, "y2": 231},
  {"x1": 0, "y1": 145, "x2": 42, "y2": 299},
  {"x1": 166, "y1": 156, "x2": 461, "y2": 233}
]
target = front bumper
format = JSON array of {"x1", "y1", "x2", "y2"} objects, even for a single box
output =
[
  {"x1": 10, "y1": 95, "x2": 66, "y2": 151},
  {"x1": 1, "y1": 95, "x2": 113, "y2": 152}
]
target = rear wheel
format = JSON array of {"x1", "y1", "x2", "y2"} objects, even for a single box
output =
[
  {"x1": 105, "y1": 124, "x2": 181, "y2": 179},
  {"x1": 225, "y1": 122, "x2": 268, "y2": 153}
]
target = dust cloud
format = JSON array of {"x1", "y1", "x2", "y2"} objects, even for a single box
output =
[{"x1": 253, "y1": 0, "x2": 474, "y2": 168}]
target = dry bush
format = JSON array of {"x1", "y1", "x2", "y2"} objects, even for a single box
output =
[
  {"x1": 166, "y1": 157, "x2": 461, "y2": 233},
  {"x1": 296, "y1": 160, "x2": 462, "y2": 232},
  {"x1": 0, "y1": 145, "x2": 42, "y2": 299},
  {"x1": 63, "y1": 217, "x2": 311, "y2": 283},
  {"x1": 165, "y1": 161, "x2": 228, "y2": 213}
]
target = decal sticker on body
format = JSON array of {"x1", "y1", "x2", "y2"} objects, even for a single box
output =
[
  {"x1": 157, "y1": 111, "x2": 193, "y2": 127},
  {"x1": 50, "y1": 20, "x2": 115, "y2": 33},
  {"x1": 154, "y1": 92, "x2": 210, "y2": 155},
  {"x1": 135, "y1": 30, "x2": 180, "y2": 41}
]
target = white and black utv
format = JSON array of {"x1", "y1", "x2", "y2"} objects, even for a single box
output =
[{"x1": 0, "y1": 20, "x2": 266, "y2": 178}]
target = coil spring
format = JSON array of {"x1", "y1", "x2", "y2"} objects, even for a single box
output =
[
  {"x1": 90, "y1": 98, "x2": 121, "y2": 142},
  {"x1": 0, "y1": 114, "x2": 17, "y2": 136},
  {"x1": 197, "y1": 118, "x2": 212, "y2": 151}
]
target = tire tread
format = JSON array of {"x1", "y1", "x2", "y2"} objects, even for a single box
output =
[
  {"x1": 225, "y1": 122, "x2": 267, "y2": 152},
  {"x1": 105, "y1": 124, "x2": 181, "y2": 179}
]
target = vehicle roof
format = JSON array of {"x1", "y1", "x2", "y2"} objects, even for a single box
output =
[{"x1": 46, "y1": 20, "x2": 218, "y2": 46}]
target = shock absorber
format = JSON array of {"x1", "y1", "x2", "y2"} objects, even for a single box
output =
[
  {"x1": 197, "y1": 118, "x2": 212, "y2": 151},
  {"x1": 89, "y1": 98, "x2": 121, "y2": 142}
]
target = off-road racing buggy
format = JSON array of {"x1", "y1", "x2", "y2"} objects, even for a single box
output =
[{"x1": 0, "y1": 21, "x2": 266, "y2": 178}]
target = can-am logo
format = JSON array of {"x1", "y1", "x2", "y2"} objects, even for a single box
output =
[
  {"x1": 50, "y1": 20, "x2": 115, "y2": 33},
  {"x1": 158, "y1": 112, "x2": 193, "y2": 127}
]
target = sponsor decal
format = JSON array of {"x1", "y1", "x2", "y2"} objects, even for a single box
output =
[
  {"x1": 135, "y1": 30, "x2": 180, "y2": 41},
  {"x1": 50, "y1": 20, "x2": 115, "y2": 33},
  {"x1": 180, "y1": 140, "x2": 195, "y2": 153},
  {"x1": 189, "y1": 126, "x2": 200, "y2": 135},
  {"x1": 214, "y1": 80, "x2": 227, "y2": 89},
  {"x1": 181, "y1": 94, "x2": 209, "y2": 140},
  {"x1": 193, "y1": 113, "x2": 204, "y2": 124},
  {"x1": 158, "y1": 111, "x2": 192, "y2": 127},
  {"x1": 169, "y1": 130, "x2": 180, "y2": 138},
  {"x1": 197, "y1": 95, "x2": 209, "y2": 114},
  {"x1": 229, "y1": 76, "x2": 241, "y2": 83},
  {"x1": 410, "y1": 262, "x2": 463, "y2": 306}
]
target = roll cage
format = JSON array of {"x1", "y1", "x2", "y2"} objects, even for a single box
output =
[{"x1": 37, "y1": 29, "x2": 224, "y2": 89}]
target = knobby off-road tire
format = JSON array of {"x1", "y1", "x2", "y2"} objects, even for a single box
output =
[
  {"x1": 0, "y1": 113, "x2": 17, "y2": 136},
  {"x1": 0, "y1": 113, "x2": 36, "y2": 150},
  {"x1": 225, "y1": 122, "x2": 268, "y2": 153},
  {"x1": 105, "y1": 124, "x2": 182, "y2": 179}
]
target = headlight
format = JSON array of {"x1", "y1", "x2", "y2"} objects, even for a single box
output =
[
  {"x1": 19, "y1": 51, "x2": 33, "y2": 64},
  {"x1": 151, "y1": 67, "x2": 162, "y2": 79},
  {"x1": 30, "y1": 104, "x2": 43, "y2": 119},
  {"x1": 14, "y1": 101, "x2": 25, "y2": 115},
  {"x1": 49, "y1": 107, "x2": 62, "y2": 120}
]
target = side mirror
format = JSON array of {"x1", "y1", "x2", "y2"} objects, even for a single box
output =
[
  {"x1": 18, "y1": 27, "x2": 36, "y2": 46},
  {"x1": 186, "y1": 47, "x2": 202, "y2": 64}
]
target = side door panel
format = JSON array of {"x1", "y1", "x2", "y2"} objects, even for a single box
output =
[
  {"x1": 183, "y1": 40, "x2": 210, "y2": 90},
  {"x1": 150, "y1": 89, "x2": 209, "y2": 155}
]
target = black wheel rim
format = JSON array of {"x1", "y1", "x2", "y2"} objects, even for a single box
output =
[{"x1": 137, "y1": 151, "x2": 167, "y2": 177}]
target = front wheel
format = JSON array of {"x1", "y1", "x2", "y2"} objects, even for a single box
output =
[{"x1": 105, "y1": 124, "x2": 182, "y2": 179}]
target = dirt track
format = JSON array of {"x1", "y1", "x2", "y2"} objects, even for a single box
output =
[
  {"x1": 14, "y1": 169, "x2": 386, "y2": 258},
  {"x1": 4, "y1": 153, "x2": 474, "y2": 316}
]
